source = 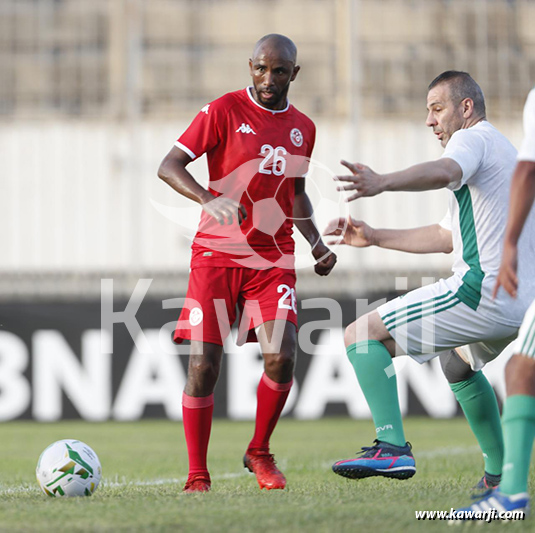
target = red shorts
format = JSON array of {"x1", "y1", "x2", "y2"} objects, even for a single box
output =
[{"x1": 174, "y1": 267, "x2": 297, "y2": 346}]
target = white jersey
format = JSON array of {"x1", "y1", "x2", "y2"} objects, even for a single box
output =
[
  {"x1": 518, "y1": 87, "x2": 535, "y2": 162},
  {"x1": 439, "y1": 120, "x2": 535, "y2": 326},
  {"x1": 513, "y1": 88, "x2": 535, "y2": 357}
]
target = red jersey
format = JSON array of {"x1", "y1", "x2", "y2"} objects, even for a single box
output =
[{"x1": 175, "y1": 87, "x2": 316, "y2": 269}]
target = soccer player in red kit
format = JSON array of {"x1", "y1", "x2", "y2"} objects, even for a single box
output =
[{"x1": 158, "y1": 34, "x2": 337, "y2": 493}]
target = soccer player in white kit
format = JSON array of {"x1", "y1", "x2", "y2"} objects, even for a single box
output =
[
  {"x1": 452, "y1": 87, "x2": 535, "y2": 517},
  {"x1": 324, "y1": 71, "x2": 535, "y2": 487}
]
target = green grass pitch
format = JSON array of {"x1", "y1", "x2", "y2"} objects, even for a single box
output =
[{"x1": 0, "y1": 417, "x2": 533, "y2": 532}]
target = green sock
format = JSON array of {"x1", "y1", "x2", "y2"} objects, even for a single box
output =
[
  {"x1": 450, "y1": 372, "x2": 504, "y2": 476},
  {"x1": 347, "y1": 341, "x2": 406, "y2": 447},
  {"x1": 500, "y1": 394, "x2": 535, "y2": 496}
]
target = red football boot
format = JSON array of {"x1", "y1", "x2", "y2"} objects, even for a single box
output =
[
  {"x1": 243, "y1": 449, "x2": 286, "y2": 490},
  {"x1": 183, "y1": 474, "x2": 211, "y2": 493}
]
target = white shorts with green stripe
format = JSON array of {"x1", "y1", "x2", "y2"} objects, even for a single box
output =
[
  {"x1": 377, "y1": 276, "x2": 518, "y2": 371},
  {"x1": 512, "y1": 299, "x2": 535, "y2": 357}
]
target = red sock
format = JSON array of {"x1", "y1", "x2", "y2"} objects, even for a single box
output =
[
  {"x1": 248, "y1": 373, "x2": 293, "y2": 452},
  {"x1": 182, "y1": 393, "x2": 214, "y2": 478}
]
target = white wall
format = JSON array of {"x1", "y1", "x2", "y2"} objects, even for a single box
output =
[{"x1": 0, "y1": 119, "x2": 524, "y2": 274}]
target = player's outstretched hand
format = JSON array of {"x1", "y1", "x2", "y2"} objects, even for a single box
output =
[
  {"x1": 323, "y1": 216, "x2": 375, "y2": 248},
  {"x1": 202, "y1": 195, "x2": 247, "y2": 225},
  {"x1": 493, "y1": 242, "x2": 519, "y2": 299},
  {"x1": 312, "y1": 242, "x2": 337, "y2": 276},
  {"x1": 336, "y1": 160, "x2": 385, "y2": 202}
]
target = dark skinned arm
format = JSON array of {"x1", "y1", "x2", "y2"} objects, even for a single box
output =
[
  {"x1": 293, "y1": 178, "x2": 337, "y2": 275},
  {"x1": 157, "y1": 146, "x2": 246, "y2": 225}
]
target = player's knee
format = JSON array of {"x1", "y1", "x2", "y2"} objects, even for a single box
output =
[
  {"x1": 505, "y1": 354, "x2": 532, "y2": 382},
  {"x1": 260, "y1": 321, "x2": 297, "y2": 355},
  {"x1": 344, "y1": 321, "x2": 358, "y2": 347},
  {"x1": 344, "y1": 316, "x2": 373, "y2": 348},
  {"x1": 505, "y1": 354, "x2": 535, "y2": 395},
  {"x1": 265, "y1": 351, "x2": 295, "y2": 374},
  {"x1": 505, "y1": 356, "x2": 516, "y2": 389},
  {"x1": 262, "y1": 337, "x2": 296, "y2": 358},
  {"x1": 188, "y1": 359, "x2": 221, "y2": 382},
  {"x1": 280, "y1": 330, "x2": 298, "y2": 355},
  {"x1": 505, "y1": 354, "x2": 517, "y2": 380},
  {"x1": 439, "y1": 350, "x2": 476, "y2": 384}
]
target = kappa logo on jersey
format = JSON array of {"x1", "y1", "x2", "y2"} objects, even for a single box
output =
[
  {"x1": 236, "y1": 123, "x2": 256, "y2": 135},
  {"x1": 201, "y1": 104, "x2": 210, "y2": 115},
  {"x1": 290, "y1": 128, "x2": 303, "y2": 147}
]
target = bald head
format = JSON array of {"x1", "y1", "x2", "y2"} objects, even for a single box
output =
[{"x1": 252, "y1": 34, "x2": 297, "y2": 64}]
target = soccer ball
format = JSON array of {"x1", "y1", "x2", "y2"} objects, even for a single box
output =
[{"x1": 36, "y1": 439, "x2": 102, "y2": 497}]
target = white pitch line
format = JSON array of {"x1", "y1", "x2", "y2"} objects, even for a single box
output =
[
  {"x1": 102, "y1": 471, "x2": 247, "y2": 488},
  {"x1": 0, "y1": 472, "x2": 249, "y2": 496},
  {"x1": 0, "y1": 446, "x2": 482, "y2": 496},
  {"x1": 0, "y1": 485, "x2": 37, "y2": 495},
  {"x1": 417, "y1": 445, "x2": 480, "y2": 458}
]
